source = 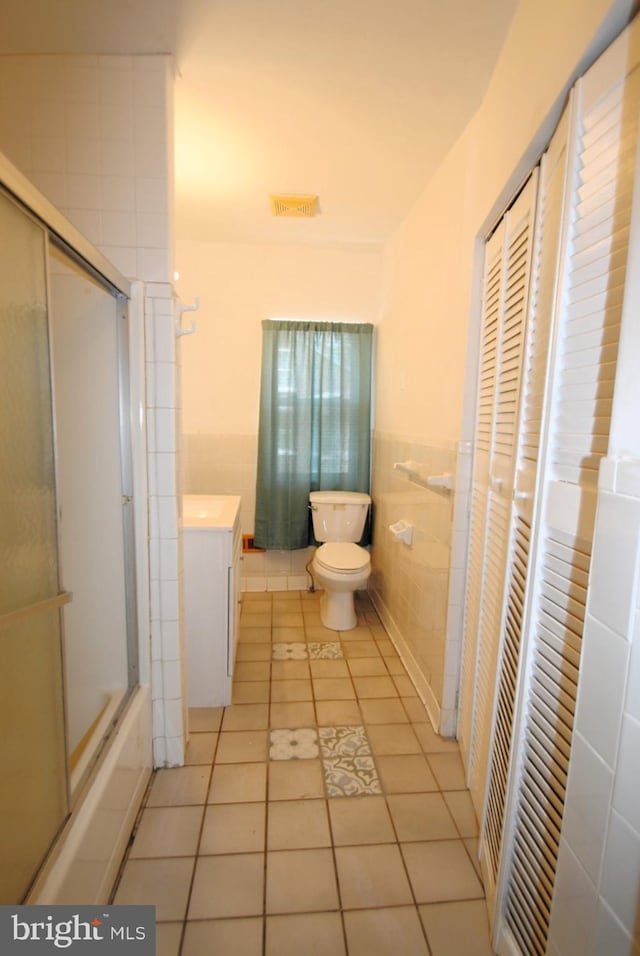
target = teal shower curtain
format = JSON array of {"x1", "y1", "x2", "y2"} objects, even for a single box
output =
[{"x1": 254, "y1": 320, "x2": 373, "y2": 550}]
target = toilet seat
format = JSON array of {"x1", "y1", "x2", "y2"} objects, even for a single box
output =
[{"x1": 315, "y1": 542, "x2": 370, "y2": 573}]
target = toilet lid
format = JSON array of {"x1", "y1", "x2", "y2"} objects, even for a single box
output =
[{"x1": 316, "y1": 542, "x2": 370, "y2": 572}]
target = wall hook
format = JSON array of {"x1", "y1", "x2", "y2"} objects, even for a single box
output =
[{"x1": 176, "y1": 296, "x2": 200, "y2": 337}]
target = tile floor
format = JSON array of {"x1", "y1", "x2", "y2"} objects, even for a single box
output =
[{"x1": 112, "y1": 589, "x2": 494, "y2": 955}]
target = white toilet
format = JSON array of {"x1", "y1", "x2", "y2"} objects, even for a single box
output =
[{"x1": 309, "y1": 490, "x2": 372, "y2": 630}]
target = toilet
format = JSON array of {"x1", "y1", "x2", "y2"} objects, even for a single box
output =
[{"x1": 309, "y1": 490, "x2": 371, "y2": 630}]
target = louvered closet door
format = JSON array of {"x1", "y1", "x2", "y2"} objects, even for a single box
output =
[
  {"x1": 459, "y1": 179, "x2": 537, "y2": 822},
  {"x1": 497, "y1": 27, "x2": 640, "y2": 956},
  {"x1": 458, "y1": 222, "x2": 504, "y2": 772},
  {"x1": 478, "y1": 109, "x2": 571, "y2": 920}
]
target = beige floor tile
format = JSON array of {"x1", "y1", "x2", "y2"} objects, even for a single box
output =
[
  {"x1": 216, "y1": 730, "x2": 268, "y2": 763},
  {"x1": 342, "y1": 641, "x2": 381, "y2": 659},
  {"x1": 305, "y1": 625, "x2": 340, "y2": 641},
  {"x1": 359, "y1": 698, "x2": 409, "y2": 724},
  {"x1": 347, "y1": 657, "x2": 389, "y2": 677},
  {"x1": 313, "y1": 677, "x2": 356, "y2": 700},
  {"x1": 272, "y1": 626, "x2": 306, "y2": 641},
  {"x1": 376, "y1": 640, "x2": 398, "y2": 658},
  {"x1": 267, "y1": 798, "x2": 331, "y2": 849},
  {"x1": 444, "y1": 791, "x2": 479, "y2": 838},
  {"x1": 353, "y1": 675, "x2": 399, "y2": 698},
  {"x1": 208, "y1": 762, "x2": 267, "y2": 804},
  {"x1": 241, "y1": 598, "x2": 272, "y2": 613},
  {"x1": 147, "y1": 766, "x2": 211, "y2": 807},
  {"x1": 316, "y1": 700, "x2": 362, "y2": 725},
  {"x1": 266, "y1": 848, "x2": 339, "y2": 913},
  {"x1": 239, "y1": 626, "x2": 271, "y2": 643},
  {"x1": 156, "y1": 921, "x2": 182, "y2": 956},
  {"x1": 271, "y1": 660, "x2": 311, "y2": 680},
  {"x1": 270, "y1": 701, "x2": 316, "y2": 728},
  {"x1": 222, "y1": 703, "x2": 269, "y2": 731},
  {"x1": 113, "y1": 857, "x2": 194, "y2": 921},
  {"x1": 338, "y1": 625, "x2": 374, "y2": 641},
  {"x1": 366, "y1": 723, "x2": 422, "y2": 756},
  {"x1": 184, "y1": 732, "x2": 217, "y2": 765},
  {"x1": 189, "y1": 707, "x2": 224, "y2": 732},
  {"x1": 412, "y1": 721, "x2": 460, "y2": 753},
  {"x1": 402, "y1": 840, "x2": 484, "y2": 903},
  {"x1": 427, "y1": 752, "x2": 467, "y2": 789},
  {"x1": 232, "y1": 680, "x2": 270, "y2": 704},
  {"x1": 376, "y1": 754, "x2": 439, "y2": 794},
  {"x1": 182, "y1": 918, "x2": 263, "y2": 956},
  {"x1": 328, "y1": 795, "x2": 395, "y2": 845},
  {"x1": 310, "y1": 659, "x2": 350, "y2": 678},
  {"x1": 464, "y1": 837, "x2": 482, "y2": 879},
  {"x1": 344, "y1": 907, "x2": 430, "y2": 956},
  {"x1": 273, "y1": 591, "x2": 302, "y2": 604},
  {"x1": 129, "y1": 806, "x2": 204, "y2": 858},
  {"x1": 240, "y1": 611, "x2": 272, "y2": 627},
  {"x1": 335, "y1": 843, "x2": 413, "y2": 909},
  {"x1": 387, "y1": 792, "x2": 458, "y2": 842},
  {"x1": 271, "y1": 678, "x2": 313, "y2": 701},
  {"x1": 402, "y1": 697, "x2": 430, "y2": 721},
  {"x1": 188, "y1": 853, "x2": 264, "y2": 919},
  {"x1": 234, "y1": 661, "x2": 271, "y2": 682},
  {"x1": 301, "y1": 610, "x2": 323, "y2": 626},
  {"x1": 393, "y1": 675, "x2": 418, "y2": 697},
  {"x1": 385, "y1": 657, "x2": 409, "y2": 676},
  {"x1": 273, "y1": 611, "x2": 304, "y2": 627},
  {"x1": 200, "y1": 802, "x2": 266, "y2": 854},
  {"x1": 419, "y1": 900, "x2": 493, "y2": 956},
  {"x1": 268, "y1": 759, "x2": 325, "y2": 800},
  {"x1": 266, "y1": 912, "x2": 345, "y2": 956},
  {"x1": 236, "y1": 642, "x2": 272, "y2": 661}
]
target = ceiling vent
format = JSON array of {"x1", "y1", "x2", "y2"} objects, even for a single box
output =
[{"x1": 270, "y1": 194, "x2": 319, "y2": 218}]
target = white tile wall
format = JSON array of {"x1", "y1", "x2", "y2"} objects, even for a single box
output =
[
  {"x1": 0, "y1": 53, "x2": 173, "y2": 284},
  {"x1": 369, "y1": 432, "x2": 457, "y2": 732},
  {"x1": 146, "y1": 284, "x2": 185, "y2": 767},
  {"x1": 549, "y1": 452, "x2": 640, "y2": 955}
]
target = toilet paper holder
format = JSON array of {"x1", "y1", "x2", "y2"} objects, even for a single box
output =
[{"x1": 389, "y1": 520, "x2": 413, "y2": 545}]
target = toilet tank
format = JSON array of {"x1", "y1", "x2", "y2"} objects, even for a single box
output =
[{"x1": 309, "y1": 491, "x2": 371, "y2": 542}]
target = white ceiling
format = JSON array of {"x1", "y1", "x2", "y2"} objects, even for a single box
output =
[{"x1": 0, "y1": 0, "x2": 518, "y2": 246}]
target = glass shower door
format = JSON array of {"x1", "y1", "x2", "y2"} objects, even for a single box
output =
[{"x1": 0, "y1": 191, "x2": 69, "y2": 902}]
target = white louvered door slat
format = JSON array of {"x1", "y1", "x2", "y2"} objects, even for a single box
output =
[
  {"x1": 479, "y1": 108, "x2": 571, "y2": 918},
  {"x1": 464, "y1": 179, "x2": 537, "y2": 821},
  {"x1": 497, "y1": 31, "x2": 640, "y2": 956},
  {"x1": 458, "y1": 223, "x2": 504, "y2": 769}
]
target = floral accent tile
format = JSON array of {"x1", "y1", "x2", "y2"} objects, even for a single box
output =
[
  {"x1": 272, "y1": 643, "x2": 308, "y2": 661},
  {"x1": 323, "y1": 755, "x2": 382, "y2": 797},
  {"x1": 319, "y1": 725, "x2": 371, "y2": 759},
  {"x1": 269, "y1": 728, "x2": 319, "y2": 760},
  {"x1": 308, "y1": 642, "x2": 344, "y2": 660}
]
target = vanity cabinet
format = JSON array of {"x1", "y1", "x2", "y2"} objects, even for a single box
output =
[{"x1": 183, "y1": 495, "x2": 242, "y2": 706}]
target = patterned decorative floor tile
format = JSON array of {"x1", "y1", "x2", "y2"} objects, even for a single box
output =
[
  {"x1": 308, "y1": 642, "x2": 344, "y2": 660},
  {"x1": 269, "y1": 728, "x2": 319, "y2": 760},
  {"x1": 323, "y1": 755, "x2": 382, "y2": 797},
  {"x1": 272, "y1": 643, "x2": 308, "y2": 660},
  {"x1": 318, "y1": 726, "x2": 382, "y2": 796},
  {"x1": 319, "y1": 725, "x2": 372, "y2": 758}
]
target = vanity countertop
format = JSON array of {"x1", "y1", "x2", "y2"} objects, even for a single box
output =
[{"x1": 182, "y1": 494, "x2": 241, "y2": 530}]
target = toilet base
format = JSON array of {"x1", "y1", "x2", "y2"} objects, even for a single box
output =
[{"x1": 320, "y1": 589, "x2": 357, "y2": 631}]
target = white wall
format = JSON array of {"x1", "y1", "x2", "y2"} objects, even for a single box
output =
[
  {"x1": 177, "y1": 239, "x2": 383, "y2": 435},
  {"x1": 176, "y1": 238, "x2": 383, "y2": 553}
]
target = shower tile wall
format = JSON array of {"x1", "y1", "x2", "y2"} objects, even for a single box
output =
[
  {"x1": 0, "y1": 53, "x2": 173, "y2": 284},
  {"x1": 0, "y1": 55, "x2": 182, "y2": 764},
  {"x1": 181, "y1": 432, "x2": 313, "y2": 592},
  {"x1": 369, "y1": 433, "x2": 463, "y2": 736}
]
